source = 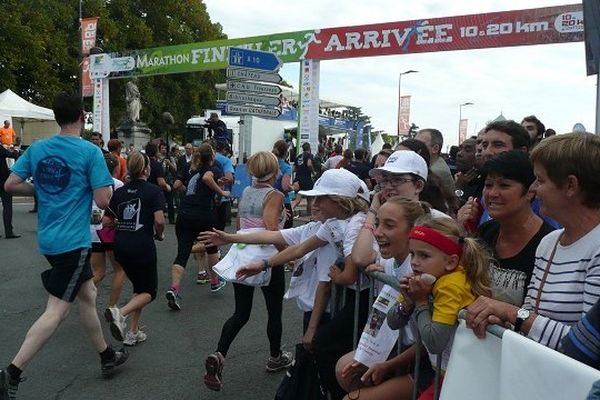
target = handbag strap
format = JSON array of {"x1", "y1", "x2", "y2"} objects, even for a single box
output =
[{"x1": 534, "y1": 232, "x2": 564, "y2": 313}]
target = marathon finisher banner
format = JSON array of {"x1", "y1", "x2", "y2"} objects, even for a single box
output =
[
  {"x1": 97, "y1": 4, "x2": 582, "y2": 79},
  {"x1": 304, "y1": 4, "x2": 583, "y2": 60}
]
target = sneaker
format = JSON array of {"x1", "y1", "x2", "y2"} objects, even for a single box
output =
[
  {"x1": 204, "y1": 352, "x2": 225, "y2": 391},
  {"x1": 0, "y1": 369, "x2": 22, "y2": 400},
  {"x1": 123, "y1": 330, "x2": 147, "y2": 346},
  {"x1": 166, "y1": 289, "x2": 182, "y2": 311},
  {"x1": 266, "y1": 350, "x2": 293, "y2": 372},
  {"x1": 104, "y1": 307, "x2": 127, "y2": 341},
  {"x1": 100, "y1": 347, "x2": 129, "y2": 378},
  {"x1": 197, "y1": 271, "x2": 210, "y2": 284},
  {"x1": 210, "y1": 278, "x2": 226, "y2": 293}
]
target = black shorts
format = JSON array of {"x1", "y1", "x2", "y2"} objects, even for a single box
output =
[
  {"x1": 42, "y1": 248, "x2": 94, "y2": 303},
  {"x1": 215, "y1": 201, "x2": 230, "y2": 231},
  {"x1": 296, "y1": 178, "x2": 314, "y2": 191},
  {"x1": 116, "y1": 252, "x2": 158, "y2": 301},
  {"x1": 91, "y1": 242, "x2": 113, "y2": 253}
]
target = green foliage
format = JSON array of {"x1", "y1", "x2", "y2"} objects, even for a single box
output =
[{"x1": 0, "y1": 0, "x2": 226, "y2": 143}]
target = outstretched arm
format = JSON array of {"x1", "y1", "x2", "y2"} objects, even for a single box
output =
[
  {"x1": 236, "y1": 235, "x2": 326, "y2": 279},
  {"x1": 199, "y1": 229, "x2": 286, "y2": 247}
]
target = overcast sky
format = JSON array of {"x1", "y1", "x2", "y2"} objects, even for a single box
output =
[{"x1": 204, "y1": 0, "x2": 595, "y2": 149}]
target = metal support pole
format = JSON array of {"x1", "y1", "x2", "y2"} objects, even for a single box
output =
[
  {"x1": 596, "y1": 73, "x2": 600, "y2": 134},
  {"x1": 353, "y1": 274, "x2": 362, "y2": 348}
]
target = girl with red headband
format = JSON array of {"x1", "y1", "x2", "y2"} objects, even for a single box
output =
[{"x1": 395, "y1": 217, "x2": 491, "y2": 399}]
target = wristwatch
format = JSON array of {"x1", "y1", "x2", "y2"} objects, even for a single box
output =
[{"x1": 514, "y1": 308, "x2": 530, "y2": 333}]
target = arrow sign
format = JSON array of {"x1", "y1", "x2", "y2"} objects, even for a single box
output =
[
  {"x1": 228, "y1": 47, "x2": 282, "y2": 72},
  {"x1": 226, "y1": 91, "x2": 281, "y2": 107},
  {"x1": 226, "y1": 104, "x2": 281, "y2": 118},
  {"x1": 227, "y1": 80, "x2": 282, "y2": 96},
  {"x1": 226, "y1": 67, "x2": 283, "y2": 84}
]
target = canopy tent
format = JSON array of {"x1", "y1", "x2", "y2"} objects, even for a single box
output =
[{"x1": 0, "y1": 89, "x2": 58, "y2": 144}]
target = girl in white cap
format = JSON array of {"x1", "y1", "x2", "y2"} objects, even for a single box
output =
[{"x1": 232, "y1": 168, "x2": 373, "y2": 399}]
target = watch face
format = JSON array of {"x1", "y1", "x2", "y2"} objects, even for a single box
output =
[{"x1": 517, "y1": 309, "x2": 530, "y2": 320}]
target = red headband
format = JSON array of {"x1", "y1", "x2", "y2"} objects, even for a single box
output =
[{"x1": 409, "y1": 225, "x2": 463, "y2": 257}]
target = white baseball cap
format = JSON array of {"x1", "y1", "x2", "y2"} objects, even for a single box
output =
[
  {"x1": 299, "y1": 168, "x2": 362, "y2": 198},
  {"x1": 369, "y1": 150, "x2": 428, "y2": 181},
  {"x1": 357, "y1": 180, "x2": 370, "y2": 202}
]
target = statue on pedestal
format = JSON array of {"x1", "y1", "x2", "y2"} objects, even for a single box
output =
[
  {"x1": 117, "y1": 80, "x2": 151, "y2": 146},
  {"x1": 125, "y1": 81, "x2": 141, "y2": 123}
]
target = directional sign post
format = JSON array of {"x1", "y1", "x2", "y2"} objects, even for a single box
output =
[
  {"x1": 226, "y1": 91, "x2": 281, "y2": 107},
  {"x1": 226, "y1": 104, "x2": 281, "y2": 118},
  {"x1": 226, "y1": 47, "x2": 284, "y2": 119},
  {"x1": 228, "y1": 48, "x2": 282, "y2": 71},
  {"x1": 227, "y1": 80, "x2": 282, "y2": 96},
  {"x1": 226, "y1": 67, "x2": 283, "y2": 84}
]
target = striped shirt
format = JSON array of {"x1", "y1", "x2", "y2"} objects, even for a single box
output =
[{"x1": 523, "y1": 224, "x2": 600, "y2": 350}]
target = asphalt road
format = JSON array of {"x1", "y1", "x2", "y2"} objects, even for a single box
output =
[{"x1": 0, "y1": 201, "x2": 302, "y2": 400}]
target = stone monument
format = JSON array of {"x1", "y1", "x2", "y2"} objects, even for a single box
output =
[{"x1": 116, "y1": 80, "x2": 151, "y2": 149}]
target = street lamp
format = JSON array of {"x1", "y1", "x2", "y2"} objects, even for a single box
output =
[
  {"x1": 397, "y1": 69, "x2": 419, "y2": 138},
  {"x1": 458, "y1": 102, "x2": 474, "y2": 144}
]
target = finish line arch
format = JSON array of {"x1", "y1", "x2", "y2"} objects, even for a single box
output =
[{"x1": 90, "y1": 3, "x2": 584, "y2": 147}]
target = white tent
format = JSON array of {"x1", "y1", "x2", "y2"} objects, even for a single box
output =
[{"x1": 0, "y1": 89, "x2": 58, "y2": 144}]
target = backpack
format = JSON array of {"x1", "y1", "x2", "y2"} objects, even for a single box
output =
[{"x1": 274, "y1": 344, "x2": 326, "y2": 400}]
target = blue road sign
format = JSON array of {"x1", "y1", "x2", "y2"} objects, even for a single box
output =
[{"x1": 228, "y1": 47, "x2": 282, "y2": 72}]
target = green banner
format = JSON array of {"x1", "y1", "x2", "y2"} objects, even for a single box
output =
[{"x1": 108, "y1": 30, "x2": 314, "y2": 78}]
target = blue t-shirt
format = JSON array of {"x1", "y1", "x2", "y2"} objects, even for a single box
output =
[
  {"x1": 275, "y1": 158, "x2": 292, "y2": 204},
  {"x1": 11, "y1": 135, "x2": 113, "y2": 255},
  {"x1": 215, "y1": 153, "x2": 234, "y2": 204}
]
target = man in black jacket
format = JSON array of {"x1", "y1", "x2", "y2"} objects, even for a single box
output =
[{"x1": 0, "y1": 145, "x2": 20, "y2": 238}]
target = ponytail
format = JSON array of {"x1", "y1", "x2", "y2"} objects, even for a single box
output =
[{"x1": 460, "y1": 237, "x2": 491, "y2": 297}]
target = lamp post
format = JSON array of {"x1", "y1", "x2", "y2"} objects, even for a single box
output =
[
  {"x1": 397, "y1": 69, "x2": 418, "y2": 138},
  {"x1": 458, "y1": 102, "x2": 474, "y2": 144}
]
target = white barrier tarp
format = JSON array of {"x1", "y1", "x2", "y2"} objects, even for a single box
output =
[
  {"x1": 440, "y1": 320, "x2": 502, "y2": 400},
  {"x1": 441, "y1": 321, "x2": 600, "y2": 400},
  {"x1": 500, "y1": 329, "x2": 600, "y2": 400}
]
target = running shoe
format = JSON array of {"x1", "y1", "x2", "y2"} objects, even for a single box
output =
[
  {"x1": 123, "y1": 330, "x2": 147, "y2": 346},
  {"x1": 204, "y1": 352, "x2": 225, "y2": 391},
  {"x1": 0, "y1": 369, "x2": 22, "y2": 400},
  {"x1": 210, "y1": 278, "x2": 226, "y2": 293},
  {"x1": 166, "y1": 289, "x2": 182, "y2": 311},
  {"x1": 100, "y1": 346, "x2": 129, "y2": 378},
  {"x1": 197, "y1": 271, "x2": 210, "y2": 284},
  {"x1": 266, "y1": 350, "x2": 294, "y2": 372},
  {"x1": 104, "y1": 307, "x2": 127, "y2": 342}
]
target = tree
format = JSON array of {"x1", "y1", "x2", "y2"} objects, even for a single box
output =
[{"x1": 0, "y1": 0, "x2": 226, "y2": 142}]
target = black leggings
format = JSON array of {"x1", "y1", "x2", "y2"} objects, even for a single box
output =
[
  {"x1": 217, "y1": 267, "x2": 285, "y2": 358},
  {"x1": 173, "y1": 213, "x2": 218, "y2": 268},
  {"x1": 313, "y1": 288, "x2": 371, "y2": 400}
]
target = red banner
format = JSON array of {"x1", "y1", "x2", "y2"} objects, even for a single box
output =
[
  {"x1": 82, "y1": 57, "x2": 93, "y2": 98},
  {"x1": 305, "y1": 4, "x2": 583, "y2": 60},
  {"x1": 81, "y1": 17, "x2": 98, "y2": 97},
  {"x1": 459, "y1": 119, "x2": 468, "y2": 144},
  {"x1": 398, "y1": 95, "x2": 411, "y2": 135},
  {"x1": 81, "y1": 17, "x2": 99, "y2": 56}
]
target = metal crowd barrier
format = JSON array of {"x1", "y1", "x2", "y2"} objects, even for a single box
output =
[{"x1": 327, "y1": 269, "x2": 506, "y2": 400}]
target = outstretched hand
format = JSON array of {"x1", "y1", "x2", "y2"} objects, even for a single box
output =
[
  {"x1": 235, "y1": 261, "x2": 264, "y2": 280},
  {"x1": 198, "y1": 228, "x2": 231, "y2": 247}
]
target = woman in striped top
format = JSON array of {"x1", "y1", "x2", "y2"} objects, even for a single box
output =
[{"x1": 466, "y1": 133, "x2": 600, "y2": 350}]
